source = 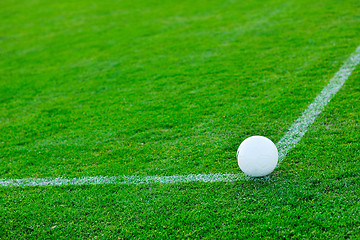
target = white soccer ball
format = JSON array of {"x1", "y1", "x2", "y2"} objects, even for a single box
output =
[{"x1": 237, "y1": 136, "x2": 278, "y2": 177}]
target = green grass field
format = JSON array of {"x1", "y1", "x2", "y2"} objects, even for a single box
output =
[{"x1": 1, "y1": 0, "x2": 360, "y2": 238}]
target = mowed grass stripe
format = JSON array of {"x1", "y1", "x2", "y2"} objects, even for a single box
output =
[{"x1": 1, "y1": 45, "x2": 360, "y2": 187}]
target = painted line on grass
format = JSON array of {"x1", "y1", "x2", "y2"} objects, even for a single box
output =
[
  {"x1": 276, "y1": 45, "x2": 360, "y2": 162},
  {"x1": 0, "y1": 173, "x2": 260, "y2": 187},
  {"x1": 1, "y1": 45, "x2": 360, "y2": 187}
]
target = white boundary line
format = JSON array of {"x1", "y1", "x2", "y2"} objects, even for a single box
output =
[
  {"x1": 1, "y1": 46, "x2": 360, "y2": 187},
  {"x1": 277, "y1": 45, "x2": 360, "y2": 161},
  {"x1": 0, "y1": 174, "x2": 261, "y2": 187}
]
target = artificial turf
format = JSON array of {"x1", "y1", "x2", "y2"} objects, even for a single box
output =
[{"x1": 0, "y1": 0, "x2": 360, "y2": 238}]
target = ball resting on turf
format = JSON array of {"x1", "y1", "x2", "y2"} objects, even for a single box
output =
[{"x1": 237, "y1": 136, "x2": 278, "y2": 177}]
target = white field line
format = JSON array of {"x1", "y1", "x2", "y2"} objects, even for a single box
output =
[
  {"x1": 1, "y1": 46, "x2": 360, "y2": 187},
  {"x1": 277, "y1": 45, "x2": 360, "y2": 162},
  {"x1": 0, "y1": 174, "x2": 260, "y2": 187}
]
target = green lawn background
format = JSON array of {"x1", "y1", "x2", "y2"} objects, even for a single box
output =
[{"x1": 0, "y1": 0, "x2": 360, "y2": 238}]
